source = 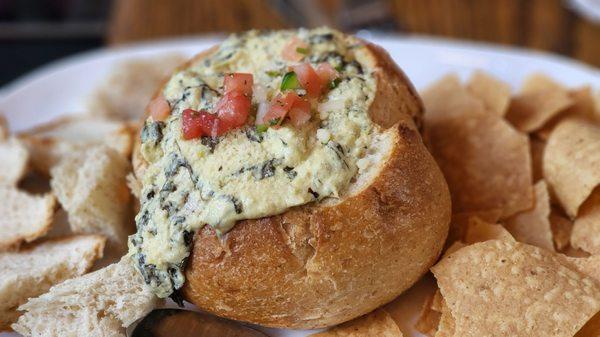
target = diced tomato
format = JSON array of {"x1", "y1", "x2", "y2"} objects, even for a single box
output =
[
  {"x1": 282, "y1": 36, "x2": 309, "y2": 62},
  {"x1": 261, "y1": 92, "x2": 310, "y2": 127},
  {"x1": 288, "y1": 97, "x2": 311, "y2": 127},
  {"x1": 182, "y1": 109, "x2": 230, "y2": 140},
  {"x1": 148, "y1": 95, "x2": 171, "y2": 121},
  {"x1": 292, "y1": 63, "x2": 322, "y2": 98},
  {"x1": 215, "y1": 91, "x2": 251, "y2": 127},
  {"x1": 223, "y1": 73, "x2": 253, "y2": 96},
  {"x1": 315, "y1": 63, "x2": 338, "y2": 85},
  {"x1": 262, "y1": 93, "x2": 293, "y2": 126}
]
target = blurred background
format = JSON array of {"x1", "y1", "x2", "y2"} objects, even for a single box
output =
[{"x1": 0, "y1": 0, "x2": 598, "y2": 86}]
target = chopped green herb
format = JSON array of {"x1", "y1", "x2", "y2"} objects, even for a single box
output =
[
  {"x1": 334, "y1": 64, "x2": 344, "y2": 72},
  {"x1": 269, "y1": 118, "x2": 281, "y2": 126},
  {"x1": 329, "y1": 78, "x2": 341, "y2": 89},
  {"x1": 265, "y1": 70, "x2": 280, "y2": 77},
  {"x1": 296, "y1": 47, "x2": 309, "y2": 55},
  {"x1": 255, "y1": 124, "x2": 269, "y2": 133},
  {"x1": 280, "y1": 71, "x2": 300, "y2": 91}
]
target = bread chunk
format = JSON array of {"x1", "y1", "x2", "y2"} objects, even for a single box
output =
[
  {"x1": 0, "y1": 187, "x2": 56, "y2": 251},
  {"x1": 51, "y1": 145, "x2": 133, "y2": 253},
  {"x1": 0, "y1": 235, "x2": 105, "y2": 330},
  {"x1": 12, "y1": 256, "x2": 159, "y2": 337},
  {"x1": 19, "y1": 115, "x2": 132, "y2": 175}
]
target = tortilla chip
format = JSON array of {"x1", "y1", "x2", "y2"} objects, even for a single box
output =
[
  {"x1": 431, "y1": 289, "x2": 443, "y2": 312},
  {"x1": 432, "y1": 297, "x2": 456, "y2": 337},
  {"x1": 447, "y1": 210, "x2": 502, "y2": 246},
  {"x1": 443, "y1": 242, "x2": 467, "y2": 260},
  {"x1": 464, "y1": 217, "x2": 514, "y2": 244},
  {"x1": 431, "y1": 240, "x2": 600, "y2": 337},
  {"x1": 550, "y1": 208, "x2": 574, "y2": 251},
  {"x1": 505, "y1": 89, "x2": 573, "y2": 132},
  {"x1": 521, "y1": 73, "x2": 566, "y2": 94},
  {"x1": 543, "y1": 117, "x2": 600, "y2": 217},
  {"x1": 424, "y1": 78, "x2": 533, "y2": 218},
  {"x1": 466, "y1": 71, "x2": 511, "y2": 116},
  {"x1": 571, "y1": 189, "x2": 600, "y2": 255},
  {"x1": 530, "y1": 137, "x2": 545, "y2": 183},
  {"x1": 309, "y1": 309, "x2": 403, "y2": 337},
  {"x1": 574, "y1": 310, "x2": 600, "y2": 337},
  {"x1": 504, "y1": 180, "x2": 555, "y2": 251},
  {"x1": 533, "y1": 86, "x2": 599, "y2": 141},
  {"x1": 414, "y1": 293, "x2": 441, "y2": 337},
  {"x1": 567, "y1": 87, "x2": 599, "y2": 121},
  {"x1": 565, "y1": 255, "x2": 600, "y2": 285}
]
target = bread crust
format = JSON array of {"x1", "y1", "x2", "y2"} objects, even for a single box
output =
[{"x1": 133, "y1": 37, "x2": 450, "y2": 329}]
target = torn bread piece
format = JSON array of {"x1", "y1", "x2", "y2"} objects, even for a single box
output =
[
  {"x1": 309, "y1": 309, "x2": 403, "y2": 337},
  {"x1": 12, "y1": 256, "x2": 159, "y2": 337},
  {"x1": 88, "y1": 54, "x2": 185, "y2": 121},
  {"x1": 0, "y1": 115, "x2": 30, "y2": 186},
  {"x1": 0, "y1": 235, "x2": 105, "y2": 330},
  {"x1": 543, "y1": 117, "x2": 600, "y2": 218},
  {"x1": 0, "y1": 137, "x2": 29, "y2": 186},
  {"x1": 0, "y1": 187, "x2": 56, "y2": 251},
  {"x1": 0, "y1": 115, "x2": 8, "y2": 140},
  {"x1": 50, "y1": 145, "x2": 133, "y2": 253},
  {"x1": 19, "y1": 115, "x2": 132, "y2": 175},
  {"x1": 431, "y1": 240, "x2": 600, "y2": 337}
]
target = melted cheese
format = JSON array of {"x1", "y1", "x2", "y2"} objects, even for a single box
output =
[{"x1": 130, "y1": 28, "x2": 379, "y2": 297}]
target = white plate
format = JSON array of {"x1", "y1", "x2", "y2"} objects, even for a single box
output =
[{"x1": 0, "y1": 34, "x2": 598, "y2": 337}]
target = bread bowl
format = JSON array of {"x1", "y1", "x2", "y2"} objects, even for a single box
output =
[{"x1": 130, "y1": 27, "x2": 451, "y2": 329}]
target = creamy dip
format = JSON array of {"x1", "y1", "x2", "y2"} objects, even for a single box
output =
[{"x1": 130, "y1": 27, "x2": 379, "y2": 298}]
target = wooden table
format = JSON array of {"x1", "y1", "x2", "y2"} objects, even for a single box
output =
[{"x1": 108, "y1": 0, "x2": 600, "y2": 67}]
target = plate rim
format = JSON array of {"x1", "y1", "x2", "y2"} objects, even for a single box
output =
[{"x1": 1, "y1": 32, "x2": 598, "y2": 99}]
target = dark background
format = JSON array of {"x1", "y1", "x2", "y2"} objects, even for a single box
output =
[{"x1": 1, "y1": 0, "x2": 598, "y2": 87}]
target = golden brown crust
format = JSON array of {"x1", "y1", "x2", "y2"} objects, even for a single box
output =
[
  {"x1": 363, "y1": 42, "x2": 424, "y2": 132},
  {"x1": 133, "y1": 35, "x2": 450, "y2": 329},
  {"x1": 184, "y1": 123, "x2": 450, "y2": 328}
]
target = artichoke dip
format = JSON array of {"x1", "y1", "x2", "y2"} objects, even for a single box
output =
[{"x1": 130, "y1": 27, "x2": 379, "y2": 298}]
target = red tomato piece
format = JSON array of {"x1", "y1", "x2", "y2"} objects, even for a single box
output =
[
  {"x1": 215, "y1": 91, "x2": 251, "y2": 127},
  {"x1": 182, "y1": 109, "x2": 213, "y2": 140},
  {"x1": 223, "y1": 73, "x2": 253, "y2": 96},
  {"x1": 315, "y1": 62, "x2": 339, "y2": 85},
  {"x1": 148, "y1": 95, "x2": 171, "y2": 121},
  {"x1": 261, "y1": 92, "x2": 311, "y2": 127},
  {"x1": 282, "y1": 36, "x2": 308, "y2": 62},
  {"x1": 262, "y1": 93, "x2": 293, "y2": 125},
  {"x1": 292, "y1": 63, "x2": 322, "y2": 98},
  {"x1": 288, "y1": 97, "x2": 311, "y2": 127},
  {"x1": 182, "y1": 109, "x2": 232, "y2": 140}
]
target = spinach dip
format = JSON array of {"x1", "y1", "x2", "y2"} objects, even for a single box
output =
[{"x1": 129, "y1": 27, "x2": 380, "y2": 298}]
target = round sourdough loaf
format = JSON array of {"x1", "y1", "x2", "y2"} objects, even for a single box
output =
[{"x1": 133, "y1": 31, "x2": 451, "y2": 329}]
